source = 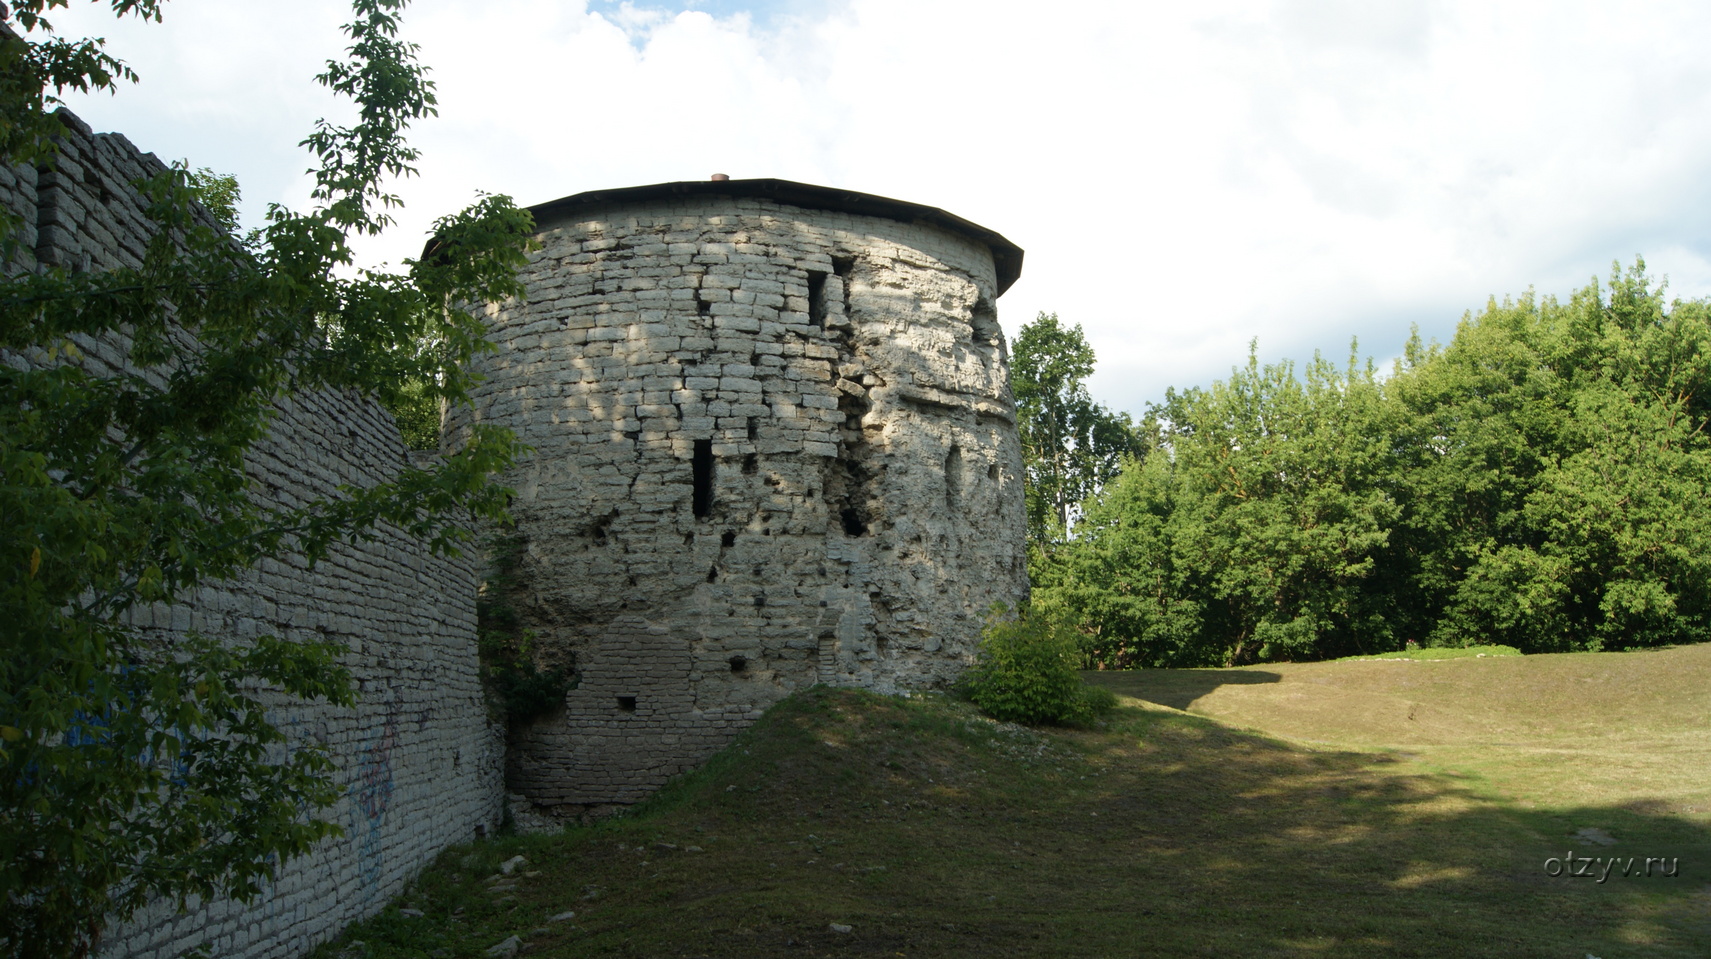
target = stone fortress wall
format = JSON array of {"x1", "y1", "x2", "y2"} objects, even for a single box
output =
[
  {"x1": 454, "y1": 180, "x2": 1031, "y2": 818},
  {"x1": 3, "y1": 104, "x2": 1031, "y2": 954},
  {"x1": 2, "y1": 111, "x2": 506, "y2": 959}
]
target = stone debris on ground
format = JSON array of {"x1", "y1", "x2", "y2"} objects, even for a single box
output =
[{"x1": 1574, "y1": 827, "x2": 1617, "y2": 846}]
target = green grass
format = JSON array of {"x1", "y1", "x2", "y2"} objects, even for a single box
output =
[
  {"x1": 1344, "y1": 644, "x2": 1523, "y2": 661},
  {"x1": 314, "y1": 646, "x2": 1711, "y2": 958}
]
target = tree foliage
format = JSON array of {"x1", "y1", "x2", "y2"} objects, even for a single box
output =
[
  {"x1": 1012, "y1": 312, "x2": 1140, "y2": 547},
  {"x1": 0, "y1": 2, "x2": 162, "y2": 184},
  {"x1": 186, "y1": 167, "x2": 242, "y2": 233},
  {"x1": 1391, "y1": 262, "x2": 1711, "y2": 653},
  {"x1": 0, "y1": 2, "x2": 533, "y2": 956},
  {"x1": 1034, "y1": 345, "x2": 1398, "y2": 666},
  {"x1": 1037, "y1": 261, "x2": 1711, "y2": 667},
  {"x1": 959, "y1": 606, "x2": 1115, "y2": 727}
]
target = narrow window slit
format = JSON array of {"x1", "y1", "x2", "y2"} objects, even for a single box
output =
[
  {"x1": 807, "y1": 270, "x2": 828, "y2": 328},
  {"x1": 616, "y1": 696, "x2": 637, "y2": 712},
  {"x1": 945, "y1": 445, "x2": 962, "y2": 509},
  {"x1": 692, "y1": 439, "x2": 714, "y2": 519},
  {"x1": 832, "y1": 256, "x2": 855, "y2": 314}
]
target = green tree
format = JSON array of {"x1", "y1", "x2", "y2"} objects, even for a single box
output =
[
  {"x1": 0, "y1": 2, "x2": 533, "y2": 956},
  {"x1": 186, "y1": 167, "x2": 241, "y2": 233},
  {"x1": 1012, "y1": 312, "x2": 1141, "y2": 548},
  {"x1": 1391, "y1": 261, "x2": 1711, "y2": 652},
  {"x1": 1035, "y1": 345, "x2": 1401, "y2": 666},
  {"x1": 1036, "y1": 259, "x2": 1711, "y2": 666},
  {"x1": 387, "y1": 376, "x2": 444, "y2": 451}
]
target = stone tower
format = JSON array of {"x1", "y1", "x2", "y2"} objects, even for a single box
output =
[{"x1": 455, "y1": 178, "x2": 1028, "y2": 817}]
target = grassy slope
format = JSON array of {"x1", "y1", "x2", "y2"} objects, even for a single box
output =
[
  {"x1": 315, "y1": 649, "x2": 1711, "y2": 959},
  {"x1": 1097, "y1": 643, "x2": 1711, "y2": 814}
]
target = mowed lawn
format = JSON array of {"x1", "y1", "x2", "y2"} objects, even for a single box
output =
[
  {"x1": 1095, "y1": 643, "x2": 1711, "y2": 821},
  {"x1": 316, "y1": 646, "x2": 1711, "y2": 958}
]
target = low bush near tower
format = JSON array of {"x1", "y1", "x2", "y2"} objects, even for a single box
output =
[
  {"x1": 959, "y1": 608, "x2": 1115, "y2": 726},
  {"x1": 477, "y1": 534, "x2": 575, "y2": 724}
]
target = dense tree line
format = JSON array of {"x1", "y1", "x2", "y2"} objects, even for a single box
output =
[{"x1": 1025, "y1": 262, "x2": 1711, "y2": 666}]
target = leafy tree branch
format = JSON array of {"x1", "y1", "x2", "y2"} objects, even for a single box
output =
[{"x1": 0, "y1": 2, "x2": 534, "y2": 956}]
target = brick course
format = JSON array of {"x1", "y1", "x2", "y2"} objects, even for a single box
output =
[{"x1": 2, "y1": 110, "x2": 504, "y2": 959}]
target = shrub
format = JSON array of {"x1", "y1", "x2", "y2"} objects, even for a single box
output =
[
  {"x1": 478, "y1": 534, "x2": 574, "y2": 723},
  {"x1": 961, "y1": 608, "x2": 1116, "y2": 726}
]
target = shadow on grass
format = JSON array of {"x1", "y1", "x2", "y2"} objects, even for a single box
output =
[
  {"x1": 1089, "y1": 665, "x2": 1282, "y2": 711},
  {"x1": 317, "y1": 688, "x2": 1711, "y2": 959}
]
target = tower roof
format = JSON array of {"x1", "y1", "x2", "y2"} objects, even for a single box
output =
[{"x1": 526, "y1": 178, "x2": 1025, "y2": 296}]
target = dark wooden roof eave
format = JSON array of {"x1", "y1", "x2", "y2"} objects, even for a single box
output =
[{"x1": 518, "y1": 178, "x2": 1025, "y2": 297}]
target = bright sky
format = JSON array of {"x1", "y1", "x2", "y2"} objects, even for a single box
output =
[{"x1": 42, "y1": 0, "x2": 1711, "y2": 416}]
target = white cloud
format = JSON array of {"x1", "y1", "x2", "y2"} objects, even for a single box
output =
[{"x1": 43, "y1": 0, "x2": 1711, "y2": 414}]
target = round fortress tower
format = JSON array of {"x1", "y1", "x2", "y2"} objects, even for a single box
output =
[{"x1": 457, "y1": 178, "x2": 1029, "y2": 816}]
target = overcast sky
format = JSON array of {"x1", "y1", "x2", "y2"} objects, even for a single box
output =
[{"x1": 42, "y1": 0, "x2": 1711, "y2": 415}]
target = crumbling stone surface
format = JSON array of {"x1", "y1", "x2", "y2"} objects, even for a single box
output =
[
  {"x1": 454, "y1": 186, "x2": 1030, "y2": 815},
  {"x1": 3, "y1": 110, "x2": 505, "y2": 959}
]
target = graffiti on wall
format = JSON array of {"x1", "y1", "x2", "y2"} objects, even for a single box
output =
[{"x1": 352, "y1": 695, "x2": 399, "y2": 902}]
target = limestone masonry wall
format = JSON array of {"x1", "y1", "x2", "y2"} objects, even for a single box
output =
[
  {"x1": 3, "y1": 112, "x2": 504, "y2": 959},
  {"x1": 3, "y1": 103, "x2": 1032, "y2": 952},
  {"x1": 454, "y1": 184, "x2": 1030, "y2": 818}
]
